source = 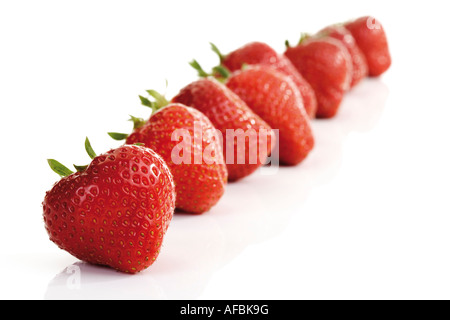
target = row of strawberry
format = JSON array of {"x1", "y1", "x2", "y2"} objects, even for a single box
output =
[{"x1": 42, "y1": 16, "x2": 391, "y2": 273}]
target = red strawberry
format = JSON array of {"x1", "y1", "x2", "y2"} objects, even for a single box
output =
[
  {"x1": 284, "y1": 36, "x2": 353, "y2": 118},
  {"x1": 344, "y1": 16, "x2": 391, "y2": 77},
  {"x1": 225, "y1": 65, "x2": 314, "y2": 166},
  {"x1": 212, "y1": 42, "x2": 318, "y2": 118},
  {"x1": 317, "y1": 25, "x2": 368, "y2": 87},
  {"x1": 43, "y1": 141, "x2": 175, "y2": 273},
  {"x1": 172, "y1": 77, "x2": 274, "y2": 182},
  {"x1": 121, "y1": 103, "x2": 228, "y2": 214}
]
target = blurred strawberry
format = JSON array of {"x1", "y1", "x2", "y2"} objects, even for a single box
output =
[
  {"x1": 225, "y1": 65, "x2": 314, "y2": 166},
  {"x1": 344, "y1": 16, "x2": 391, "y2": 77},
  {"x1": 211, "y1": 42, "x2": 317, "y2": 118},
  {"x1": 172, "y1": 76, "x2": 274, "y2": 182},
  {"x1": 317, "y1": 25, "x2": 368, "y2": 87},
  {"x1": 284, "y1": 35, "x2": 353, "y2": 118}
]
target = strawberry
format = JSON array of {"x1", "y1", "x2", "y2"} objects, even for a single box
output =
[
  {"x1": 344, "y1": 16, "x2": 391, "y2": 77},
  {"x1": 284, "y1": 36, "x2": 353, "y2": 118},
  {"x1": 172, "y1": 76, "x2": 274, "y2": 182},
  {"x1": 225, "y1": 65, "x2": 314, "y2": 166},
  {"x1": 211, "y1": 42, "x2": 318, "y2": 118},
  {"x1": 43, "y1": 140, "x2": 175, "y2": 273},
  {"x1": 110, "y1": 102, "x2": 228, "y2": 214},
  {"x1": 317, "y1": 25, "x2": 368, "y2": 87}
]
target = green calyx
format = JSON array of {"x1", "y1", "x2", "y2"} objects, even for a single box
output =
[
  {"x1": 107, "y1": 115, "x2": 144, "y2": 141},
  {"x1": 189, "y1": 59, "x2": 231, "y2": 83},
  {"x1": 108, "y1": 132, "x2": 129, "y2": 141},
  {"x1": 188, "y1": 42, "x2": 230, "y2": 80},
  {"x1": 48, "y1": 137, "x2": 97, "y2": 177},
  {"x1": 47, "y1": 159, "x2": 74, "y2": 177},
  {"x1": 139, "y1": 90, "x2": 169, "y2": 112},
  {"x1": 213, "y1": 65, "x2": 231, "y2": 79},
  {"x1": 139, "y1": 86, "x2": 170, "y2": 114},
  {"x1": 84, "y1": 136, "x2": 97, "y2": 160},
  {"x1": 285, "y1": 39, "x2": 291, "y2": 49},
  {"x1": 285, "y1": 33, "x2": 311, "y2": 48},
  {"x1": 189, "y1": 60, "x2": 210, "y2": 78},
  {"x1": 210, "y1": 42, "x2": 224, "y2": 63},
  {"x1": 108, "y1": 87, "x2": 170, "y2": 142},
  {"x1": 190, "y1": 42, "x2": 230, "y2": 81},
  {"x1": 298, "y1": 32, "x2": 311, "y2": 45}
]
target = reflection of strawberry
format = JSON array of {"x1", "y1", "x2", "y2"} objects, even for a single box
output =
[
  {"x1": 172, "y1": 77, "x2": 274, "y2": 182},
  {"x1": 317, "y1": 25, "x2": 368, "y2": 87},
  {"x1": 212, "y1": 42, "x2": 317, "y2": 118},
  {"x1": 344, "y1": 16, "x2": 391, "y2": 77},
  {"x1": 44, "y1": 142, "x2": 175, "y2": 273},
  {"x1": 124, "y1": 103, "x2": 228, "y2": 214},
  {"x1": 226, "y1": 65, "x2": 314, "y2": 166},
  {"x1": 284, "y1": 36, "x2": 352, "y2": 118}
]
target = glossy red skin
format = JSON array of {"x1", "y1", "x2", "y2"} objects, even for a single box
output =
[
  {"x1": 226, "y1": 65, "x2": 314, "y2": 166},
  {"x1": 344, "y1": 16, "x2": 391, "y2": 77},
  {"x1": 318, "y1": 25, "x2": 368, "y2": 87},
  {"x1": 172, "y1": 78, "x2": 274, "y2": 182},
  {"x1": 284, "y1": 37, "x2": 352, "y2": 118},
  {"x1": 222, "y1": 41, "x2": 317, "y2": 118},
  {"x1": 43, "y1": 145, "x2": 175, "y2": 273},
  {"x1": 126, "y1": 103, "x2": 228, "y2": 214}
]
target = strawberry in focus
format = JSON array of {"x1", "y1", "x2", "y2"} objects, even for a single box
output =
[
  {"x1": 121, "y1": 103, "x2": 228, "y2": 214},
  {"x1": 212, "y1": 41, "x2": 318, "y2": 118},
  {"x1": 43, "y1": 142, "x2": 175, "y2": 273},
  {"x1": 284, "y1": 36, "x2": 353, "y2": 118}
]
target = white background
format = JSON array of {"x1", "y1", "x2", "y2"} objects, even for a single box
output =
[{"x1": 1, "y1": 0, "x2": 449, "y2": 300}]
